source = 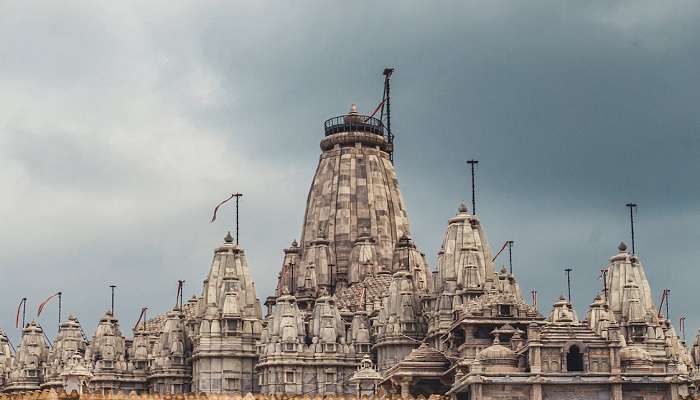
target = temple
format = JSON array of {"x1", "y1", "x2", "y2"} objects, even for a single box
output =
[{"x1": 0, "y1": 102, "x2": 698, "y2": 400}]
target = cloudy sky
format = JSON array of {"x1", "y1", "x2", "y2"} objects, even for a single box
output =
[{"x1": 1, "y1": 1, "x2": 699, "y2": 347}]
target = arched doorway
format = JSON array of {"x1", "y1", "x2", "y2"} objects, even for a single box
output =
[{"x1": 567, "y1": 345, "x2": 584, "y2": 372}]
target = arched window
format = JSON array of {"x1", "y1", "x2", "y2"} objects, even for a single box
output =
[{"x1": 567, "y1": 345, "x2": 584, "y2": 372}]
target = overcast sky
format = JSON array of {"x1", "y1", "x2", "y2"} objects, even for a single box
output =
[{"x1": 1, "y1": 1, "x2": 699, "y2": 347}]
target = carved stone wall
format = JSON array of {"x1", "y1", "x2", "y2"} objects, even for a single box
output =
[{"x1": 542, "y1": 385, "x2": 611, "y2": 400}]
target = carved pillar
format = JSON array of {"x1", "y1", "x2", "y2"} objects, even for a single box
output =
[
  {"x1": 611, "y1": 383, "x2": 623, "y2": 400},
  {"x1": 400, "y1": 378, "x2": 411, "y2": 399},
  {"x1": 670, "y1": 383, "x2": 680, "y2": 400},
  {"x1": 528, "y1": 323, "x2": 542, "y2": 373},
  {"x1": 607, "y1": 322, "x2": 622, "y2": 375},
  {"x1": 470, "y1": 383, "x2": 482, "y2": 400},
  {"x1": 530, "y1": 383, "x2": 543, "y2": 400}
]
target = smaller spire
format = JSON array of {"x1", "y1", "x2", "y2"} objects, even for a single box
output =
[
  {"x1": 224, "y1": 231, "x2": 234, "y2": 243},
  {"x1": 618, "y1": 241, "x2": 628, "y2": 252},
  {"x1": 458, "y1": 201, "x2": 469, "y2": 213}
]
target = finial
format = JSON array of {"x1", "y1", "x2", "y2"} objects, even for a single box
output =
[
  {"x1": 500, "y1": 265, "x2": 508, "y2": 274},
  {"x1": 349, "y1": 104, "x2": 359, "y2": 114},
  {"x1": 291, "y1": 239, "x2": 299, "y2": 247},
  {"x1": 458, "y1": 202, "x2": 469, "y2": 213},
  {"x1": 618, "y1": 241, "x2": 627, "y2": 252},
  {"x1": 224, "y1": 231, "x2": 234, "y2": 243},
  {"x1": 493, "y1": 333, "x2": 501, "y2": 345}
]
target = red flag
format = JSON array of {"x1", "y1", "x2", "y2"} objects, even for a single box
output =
[
  {"x1": 491, "y1": 240, "x2": 510, "y2": 262},
  {"x1": 366, "y1": 98, "x2": 386, "y2": 119},
  {"x1": 37, "y1": 292, "x2": 60, "y2": 317},
  {"x1": 210, "y1": 194, "x2": 235, "y2": 223}
]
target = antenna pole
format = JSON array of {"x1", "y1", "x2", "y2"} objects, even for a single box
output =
[
  {"x1": 22, "y1": 298, "x2": 26, "y2": 329},
  {"x1": 329, "y1": 263, "x2": 335, "y2": 295},
  {"x1": 382, "y1": 68, "x2": 395, "y2": 162},
  {"x1": 601, "y1": 269, "x2": 608, "y2": 303},
  {"x1": 507, "y1": 241, "x2": 514, "y2": 274},
  {"x1": 625, "y1": 203, "x2": 637, "y2": 254},
  {"x1": 565, "y1": 268, "x2": 573, "y2": 303},
  {"x1": 680, "y1": 316, "x2": 686, "y2": 342},
  {"x1": 531, "y1": 290, "x2": 538, "y2": 308},
  {"x1": 290, "y1": 260, "x2": 295, "y2": 296},
  {"x1": 176, "y1": 280, "x2": 183, "y2": 308},
  {"x1": 467, "y1": 160, "x2": 479, "y2": 214},
  {"x1": 233, "y1": 193, "x2": 243, "y2": 246},
  {"x1": 58, "y1": 292, "x2": 62, "y2": 327},
  {"x1": 109, "y1": 285, "x2": 116, "y2": 315},
  {"x1": 666, "y1": 289, "x2": 670, "y2": 322},
  {"x1": 180, "y1": 280, "x2": 185, "y2": 308}
]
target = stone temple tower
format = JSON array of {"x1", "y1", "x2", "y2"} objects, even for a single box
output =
[
  {"x1": 275, "y1": 104, "x2": 416, "y2": 307},
  {"x1": 192, "y1": 232, "x2": 263, "y2": 393}
]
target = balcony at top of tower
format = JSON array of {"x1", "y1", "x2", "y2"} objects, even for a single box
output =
[{"x1": 321, "y1": 104, "x2": 390, "y2": 152}]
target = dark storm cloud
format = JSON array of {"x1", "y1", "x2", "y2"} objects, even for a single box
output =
[{"x1": 1, "y1": 0, "x2": 699, "y2": 346}]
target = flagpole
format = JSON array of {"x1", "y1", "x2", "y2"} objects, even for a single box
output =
[{"x1": 233, "y1": 193, "x2": 243, "y2": 245}]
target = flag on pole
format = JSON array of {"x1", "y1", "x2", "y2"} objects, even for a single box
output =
[
  {"x1": 491, "y1": 240, "x2": 510, "y2": 262},
  {"x1": 37, "y1": 292, "x2": 60, "y2": 317},
  {"x1": 15, "y1": 298, "x2": 26, "y2": 328},
  {"x1": 366, "y1": 98, "x2": 386, "y2": 119},
  {"x1": 210, "y1": 194, "x2": 236, "y2": 223},
  {"x1": 133, "y1": 307, "x2": 148, "y2": 331}
]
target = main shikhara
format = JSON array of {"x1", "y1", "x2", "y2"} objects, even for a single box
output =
[{"x1": 2, "y1": 105, "x2": 700, "y2": 400}]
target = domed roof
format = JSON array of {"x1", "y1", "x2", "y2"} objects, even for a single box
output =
[
  {"x1": 478, "y1": 344, "x2": 516, "y2": 362},
  {"x1": 477, "y1": 336, "x2": 517, "y2": 366}
]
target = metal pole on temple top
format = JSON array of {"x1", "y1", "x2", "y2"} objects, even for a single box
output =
[
  {"x1": 383, "y1": 68, "x2": 394, "y2": 163},
  {"x1": 16, "y1": 297, "x2": 27, "y2": 330},
  {"x1": 601, "y1": 269, "x2": 609, "y2": 303},
  {"x1": 290, "y1": 260, "x2": 295, "y2": 296},
  {"x1": 626, "y1": 203, "x2": 637, "y2": 254},
  {"x1": 680, "y1": 315, "x2": 686, "y2": 342},
  {"x1": 507, "y1": 241, "x2": 514, "y2": 274},
  {"x1": 467, "y1": 159, "x2": 479, "y2": 215},
  {"x1": 181, "y1": 280, "x2": 185, "y2": 308},
  {"x1": 176, "y1": 280, "x2": 183, "y2": 309},
  {"x1": 58, "y1": 292, "x2": 62, "y2": 327},
  {"x1": 565, "y1": 268, "x2": 573, "y2": 303},
  {"x1": 233, "y1": 193, "x2": 243, "y2": 246},
  {"x1": 329, "y1": 263, "x2": 335, "y2": 295},
  {"x1": 109, "y1": 284, "x2": 116, "y2": 315}
]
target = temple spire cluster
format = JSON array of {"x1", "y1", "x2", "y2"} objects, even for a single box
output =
[{"x1": 0, "y1": 101, "x2": 698, "y2": 400}]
